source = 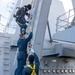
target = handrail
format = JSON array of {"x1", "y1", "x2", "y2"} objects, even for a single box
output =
[
  {"x1": 0, "y1": 18, "x2": 16, "y2": 33},
  {"x1": 0, "y1": 14, "x2": 9, "y2": 32},
  {"x1": 0, "y1": 14, "x2": 10, "y2": 20},
  {"x1": 56, "y1": 8, "x2": 75, "y2": 32},
  {"x1": 0, "y1": 23, "x2": 6, "y2": 26},
  {"x1": 58, "y1": 8, "x2": 75, "y2": 18}
]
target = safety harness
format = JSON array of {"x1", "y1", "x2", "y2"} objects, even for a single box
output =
[{"x1": 27, "y1": 64, "x2": 37, "y2": 75}]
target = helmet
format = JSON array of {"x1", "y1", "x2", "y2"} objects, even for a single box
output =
[{"x1": 26, "y1": 4, "x2": 32, "y2": 10}]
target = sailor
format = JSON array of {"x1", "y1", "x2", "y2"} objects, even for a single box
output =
[
  {"x1": 14, "y1": 27, "x2": 33, "y2": 75},
  {"x1": 22, "y1": 49, "x2": 40, "y2": 75},
  {"x1": 13, "y1": 4, "x2": 32, "y2": 34}
]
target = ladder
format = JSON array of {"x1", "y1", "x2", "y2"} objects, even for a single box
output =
[{"x1": 0, "y1": 34, "x2": 11, "y2": 75}]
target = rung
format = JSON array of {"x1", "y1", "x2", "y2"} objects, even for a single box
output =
[{"x1": 3, "y1": 64, "x2": 9, "y2": 66}]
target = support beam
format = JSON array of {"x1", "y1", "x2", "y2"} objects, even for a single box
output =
[
  {"x1": 33, "y1": 0, "x2": 52, "y2": 59},
  {"x1": 47, "y1": 21, "x2": 53, "y2": 43}
]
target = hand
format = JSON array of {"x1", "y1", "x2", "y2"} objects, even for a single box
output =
[
  {"x1": 26, "y1": 23, "x2": 30, "y2": 26},
  {"x1": 30, "y1": 48, "x2": 34, "y2": 53},
  {"x1": 30, "y1": 26, "x2": 32, "y2": 32}
]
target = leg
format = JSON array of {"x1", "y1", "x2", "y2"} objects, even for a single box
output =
[
  {"x1": 14, "y1": 59, "x2": 23, "y2": 75},
  {"x1": 21, "y1": 17, "x2": 26, "y2": 23},
  {"x1": 15, "y1": 18, "x2": 27, "y2": 34},
  {"x1": 16, "y1": 18, "x2": 28, "y2": 29},
  {"x1": 20, "y1": 23, "x2": 28, "y2": 34},
  {"x1": 14, "y1": 16, "x2": 29, "y2": 34},
  {"x1": 20, "y1": 17, "x2": 30, "y2": 27},
  {"x1": 14, "y1": 53, "x2": 27, "y2": 75},
  {"x1": 20, "y1": 28, "x2": 26, "y2": 34}
]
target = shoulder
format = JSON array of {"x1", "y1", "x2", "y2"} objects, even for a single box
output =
[
  {"x1": 23, "y1": 65, "x2": 32, "y2": 73},
  {"x1": 24, "y1": 65, "x2": 31, "y2": 70},
  {"x1": 24, "y1": 65, "x2": 31, "y2": 69}
]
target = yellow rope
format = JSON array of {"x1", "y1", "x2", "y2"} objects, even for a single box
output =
[
  {"x1": 16, "y1": 21, "x2": 25, "y2": 26},
  {"x1": 29, "y1": 0, "x2": 34, "y2": 5}
]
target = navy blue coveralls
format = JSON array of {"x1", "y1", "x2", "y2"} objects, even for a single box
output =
[
  {"x1": 22, "y1": 53, "x2": 40, "y2": 75},
  {"x1": 14, "y1": 6, "x2": 30, "y2": 34},
  {"x1": 14, "y1": 32, "x2": 33, "y2": 75}
]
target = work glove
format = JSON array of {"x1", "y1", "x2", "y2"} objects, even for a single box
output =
[
  {"x1": 30, "y1": 48, "x2": 34, "y2": 53},
  {"x1": 26, "y1": 23, "x2": 30, "y2": 26},
  {"x1": 28, "y1": 48, "x2": 34, "y2": 55}
]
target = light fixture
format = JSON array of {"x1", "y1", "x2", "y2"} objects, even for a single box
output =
[
  {"x1": 56, "y1": 69, "x2": 59, "y2": 73},
  {"x1": 43, "y1": 69, "x2": 47, "y2": 73},
  {"x1": 52, "y1": 69, "x2": 56, "y2": 73},
  {"x1": 72, "y1": 69, "x2": 75, "y2": 73},
  {"x1": 47, "y1": 70, "x2": 51, "y2": 73},
  {"x1": 68, "y1": 69, "x2": 72, "y2": 73},
  {"x1": 52, "y1": 59, "x2": 57, "y2": 62},
  {"x1": 60, "y1": 69, "x2": 64, "y2": 73},
  {"x1": 64, "y1": 69, "x2": 68, "y2": 73}
]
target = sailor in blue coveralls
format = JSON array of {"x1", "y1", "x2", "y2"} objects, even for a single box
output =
[{"x1": 14, "y1": 27, "x2": 33, "y2": 75}]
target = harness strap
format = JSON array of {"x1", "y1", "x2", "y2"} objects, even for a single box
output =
[
  {"x1": 16, "y1": 21, "x2": 25, "y2": 26},
  {"x1": 27, "y1": 64, "x2": 36, "y2": 70}
]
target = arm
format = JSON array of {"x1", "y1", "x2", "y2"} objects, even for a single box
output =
[
  {"x1": 30, "y1": 49, "x2": 40, "y2": 65},
  {"x1": 34, "y1": 53, "x2": 40, "y2": 66},
  {"x1": 34, "y1": 53, "x2": 40, "y2": 75},
  {"x1": 26, "y1": 27, "x2": 33, "y2": 42},
  {"x1": 26, "y1": 32, "x2": 33, "y2": 42},
  {"x1": 20, "y1": 8, "x2": 25, "y2": 17},
  {"x1": 16, "y1": 7, "x2": 20, "y2": 9}
]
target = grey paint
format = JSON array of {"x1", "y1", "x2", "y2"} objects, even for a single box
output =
[
  {"x1": 0, "y1": 33, "x2": 11, "y2": 75},
  {"x1": 40, "y1": 57, "x2": 75, "y2": 75},
  {"x1": 53, "y1": 26, "x2": 75, "y2": 43},
  {"x1": 33, "y1": 0, "x2": 52, "y2": 59},
  {"x1": 10, "y1": 47, "x2": 17, "y2": 75},
  {"x1": 48, "y1": 0, "x2": 66, "y2": 36},
  {"x1": 0, "y1": 0, "x2": 75, "y2": 75}
]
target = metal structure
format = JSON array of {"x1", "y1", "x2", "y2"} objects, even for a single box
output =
[
  {"x1": 56, "y1": 8, "x2": 75, "y2": 32},
  {"x1": 0, "y1": 0, "x2": 75, "y2": 75}
]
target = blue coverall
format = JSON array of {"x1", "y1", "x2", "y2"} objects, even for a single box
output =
[
  {"x1": 22, "y1": 53, "x2": 40, "y2": 75},
  {"x1": 14, "y1": 32, "x2": 33, "y2": 75}
]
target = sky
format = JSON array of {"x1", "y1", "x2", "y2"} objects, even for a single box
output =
[
  {"x1": 59, "y1": 0, "x2": 73, "y2": 12},
  {"x1": 0, "y1": 0, "x2": 74, "y2": 34},
  {"x1": 50, "y1": 0, "x2": 74, "y2": 35},
  {"x1": 59, "y1": 0, "x2": 74, "y2": 20}
]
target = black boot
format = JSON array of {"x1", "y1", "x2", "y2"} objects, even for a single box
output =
[{"x1": 13, "y1": 14, "x2": 16, "y2": 18}]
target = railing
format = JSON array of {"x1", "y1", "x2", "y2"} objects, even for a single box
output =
[
  {"x1": 0, "y1": 14, "x2": 9, "y2": 33},
  {"x1": 0, "y1": 14, "x2": 16, "y2": 33},
  {"x1": 56, "y1": 8, "x2": 75, "y2": 32}
]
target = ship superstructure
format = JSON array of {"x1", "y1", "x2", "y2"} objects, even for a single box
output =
[{"x1": 0, "y1": 0, "x2": 75, "y2": 75}]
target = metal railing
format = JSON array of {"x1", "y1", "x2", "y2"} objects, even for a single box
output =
[
  {"x1": 0, "y1": 14, "x2": 17, "y2": 33},
  {"x1": 56, "y1": 8, "x2": 75, "y2": 32},
  {"x1": 0, "y1": 14, "x2": 9, "y2": 33}
]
